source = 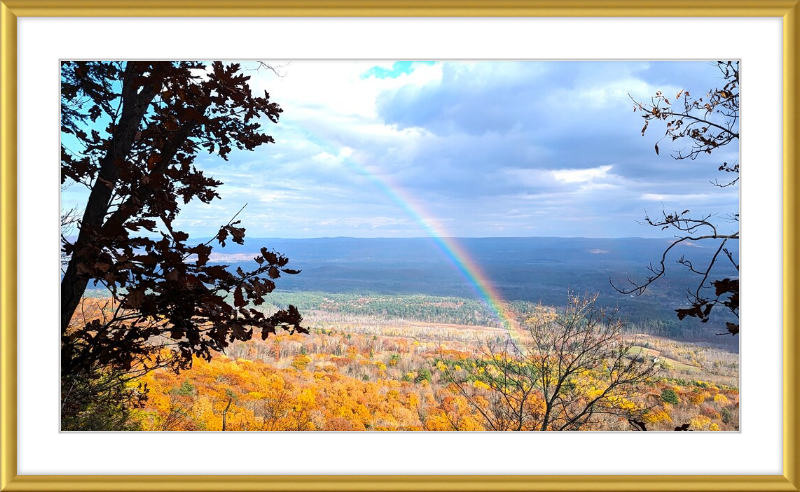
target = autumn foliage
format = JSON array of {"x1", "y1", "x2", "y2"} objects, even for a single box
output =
[{"x1": 129, "y1": 298, "x2": 739, "y2": 432}]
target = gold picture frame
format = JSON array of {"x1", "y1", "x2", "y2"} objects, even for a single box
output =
[{"x1": 1, "y1": 1, "x2": 797, "y2": 491}]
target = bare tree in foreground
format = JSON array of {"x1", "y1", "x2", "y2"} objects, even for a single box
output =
[{"x1": 444, "y1": 294, "x2": 658, "y2": 431}]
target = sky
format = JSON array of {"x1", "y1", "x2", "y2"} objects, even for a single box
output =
[{"x1": 61, "y1": 60, "x2": 740, "y2": 239}]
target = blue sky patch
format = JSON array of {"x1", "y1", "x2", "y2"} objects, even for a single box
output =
[{"x1": 361, "y1": 61, "x2": 436, "y2": 79}]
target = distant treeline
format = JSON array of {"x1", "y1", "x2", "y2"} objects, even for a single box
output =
[{"x1": 262, "y1": 291, "x2": 727, "y2": 343}]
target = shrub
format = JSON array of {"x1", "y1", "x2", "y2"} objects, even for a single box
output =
[
  {"x1": 415, "y1": 368, "x2": 432, "y2": 384},
  {"x1": 713, "y1": 393, "x2": 729, "y2": 404},
  {"x1": 690, "y1": 414, "x2": 712, "y2": 431},
  {"x1": 661, "y1": 388, "x2": 680, "y2": 405},
  {"x1": 291, "y1": 354, "x2": 312, "y2": 371},
  {"x1": 175, "y1": 380, "x2": 195, "y2": 396},
  {"x1": 688, "y1": 391, "x2": 707, "y2": 405},
  {"x1": 720, "y1": 408, "x2": 733, "y2": 424}
]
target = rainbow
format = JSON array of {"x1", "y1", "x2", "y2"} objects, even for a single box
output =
[{"x1": 299, "y1": 135, "x2": 525, "y2": 349}]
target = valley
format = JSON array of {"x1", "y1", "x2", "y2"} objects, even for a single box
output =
[{"x1": 129, "y1": 290, "x2": 739, "y2": 432}]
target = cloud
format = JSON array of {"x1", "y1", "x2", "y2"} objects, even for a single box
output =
[
  {"x1": 241, "y1": 60, "x2": 737, "y2": 237},
  {"x1": 63, "y1": 60, "x2": 739, "y2": 239},
  {"x1": 640, "y1": 193, "x2": 712, "y2": 202},
  {"x1": 552, "y1": 165, "x2": 614, "y2": 183}
]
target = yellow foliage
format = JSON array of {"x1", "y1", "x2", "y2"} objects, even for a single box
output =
[
  {"x1": 690, "y1": 414, "x2": 712, "y2": 431},
  {"x1": 454, "y1": 415, "x2": 484, "y2": 431},
  {"x1": 693, "y1": 380, "x2": 719, "y2": 391},
  {"x1": 191, "y1": 396, "x2": 216, "y2": 431},
  {"x1": 713, "y1": 393, "x2": 729, "y2": 404},
  {"x1": 424, "y1": 413, "x2": 454, "y2": 431},
  {"x1": 688, "y1": 391, "x2": 707, "y2": 405},
  {"x1": 473, "y1": 380, "x2": 491, "y2": 391},
  {"x1": 604, "y1": 395, "x2": 639, "y2": 412},
  {"x1": 291, "y1": 354, "x2": 312, "y2": 371},
  {"x1": 131, "y1": 326, "x2": 721, "y2": 432},
  {"x1": 295, "y1": 388, "x2": 317, "y2": 408},
  {"x1": 643, "y1": 410, "x2": 672, "y2": 424}
]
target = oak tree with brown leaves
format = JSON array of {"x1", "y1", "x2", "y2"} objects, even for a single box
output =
[{"x1": 60, "y1": 62, "x2": 305, "y2": 427}]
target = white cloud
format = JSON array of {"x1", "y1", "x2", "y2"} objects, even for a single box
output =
[
  {"x1": 311, "y1": 151, "x2": 338, "y2": 163},
  {"x1": 252, "y1": 60, "x2": 442, "y2": 120},
  {"x1": 552, "y1": 165, "x2": 614, "y2": 183},
  {"x1": 640, "y1": 193, "x2": 710, "y2": 202}
]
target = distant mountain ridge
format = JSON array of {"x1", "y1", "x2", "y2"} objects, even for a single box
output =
[
  {"x1": 72, "y1": 236, "x2": 738, "y2": 339},
  {"x1": 188, "y1": 236, "x2": 735, "y2": 265}
]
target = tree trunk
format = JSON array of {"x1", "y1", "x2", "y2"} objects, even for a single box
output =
[
  {"x1": 60, "y1": 63, "x2": 160, "y2": 334},
  {"x1": 222, "y1": 398, "x2": 233, "y2": 431}
]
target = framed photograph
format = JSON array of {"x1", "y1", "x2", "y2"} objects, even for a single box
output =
[{"x1": 1, "y1": 1, "x2": 797, "y2": 491}]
